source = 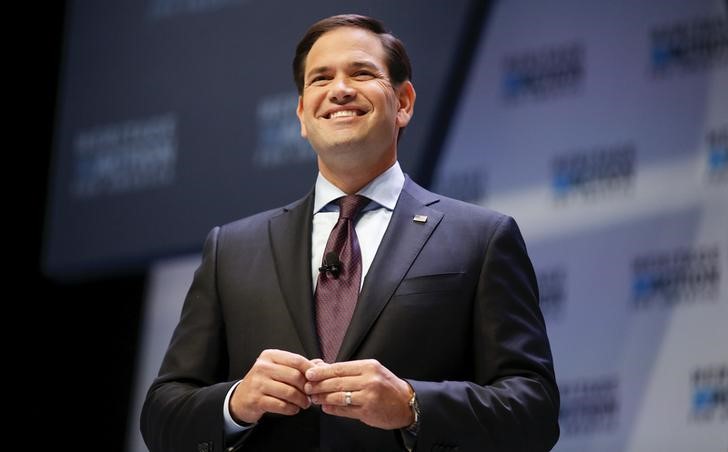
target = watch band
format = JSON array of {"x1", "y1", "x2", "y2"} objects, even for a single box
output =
[{"x1": 406, "y1": 389, "x2": 420, "y2": 434}]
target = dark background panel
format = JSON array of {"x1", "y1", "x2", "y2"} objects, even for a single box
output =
[
  {"x1": 43, "y1": 0, "x2": 484, "y2": 279},
  {"x1": 30, "y1": 2, "x2": 147, "y2": 448}
]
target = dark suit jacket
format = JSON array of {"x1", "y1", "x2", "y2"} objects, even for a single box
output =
[{"x1": 141, "y1": 177, "x2": 559, "y2": 452}]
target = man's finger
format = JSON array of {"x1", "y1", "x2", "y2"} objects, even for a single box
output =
[
  {"x1": 266, "y1": 362, "x2": 308, "y2": 390},
  {"x1": 259, "y1": 395, "x2": 304, "y2": 416},
  {"x1": 263, "y1": 349, "x2": 316, "y2": 373},
  {"x1": 310, "y1": 390, "x2": 362, "y2": 406},
  {"x1": 304, "y1": 375, "x2": 362, "y2": 395},
  {"x1": 264, "y1": 380, "x2": 311, "y2": 409},
  {"x1": 305, "y1": 360, "x2": 364, "y2": 381},
  {"x1": 321, "y1": 403, "x2": 363, "y2": 420}
]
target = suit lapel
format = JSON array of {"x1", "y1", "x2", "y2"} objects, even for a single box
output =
[
  {"x1": 268, "y1": 191, "x2": 321, "y2": 358},
  {"x1": 337, "y1": 178, "x2": 443, "y2": 361}
]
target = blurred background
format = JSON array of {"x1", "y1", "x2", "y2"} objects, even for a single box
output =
[{"x1": 35, "y1": 1, "x2": 726, "y2": 450}]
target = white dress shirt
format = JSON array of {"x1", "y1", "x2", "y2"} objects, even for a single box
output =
[{"x1": 311, "y1": 161, "x2": 405, "y2": 291}]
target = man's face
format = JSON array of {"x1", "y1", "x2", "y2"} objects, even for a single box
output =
[{"x1": 297, "y1": 26, "x2": 413, "y2": 175}]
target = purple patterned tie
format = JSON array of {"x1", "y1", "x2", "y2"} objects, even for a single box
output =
[{"x1": 315, "y1": 195, "x2": 370, "y2": 363}]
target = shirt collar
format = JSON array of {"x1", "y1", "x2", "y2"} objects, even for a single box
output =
[{"x1": 313, "y1": 161, "x2": 405, "y2": 214}]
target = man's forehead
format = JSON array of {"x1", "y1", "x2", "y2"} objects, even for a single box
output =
[{"x1": 307, "y1": 27, "x2": 385, "y2": 60}]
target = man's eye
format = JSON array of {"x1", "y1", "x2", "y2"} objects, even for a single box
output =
[
  {"x1": 309, "y1": 76, "x2": 329, "y2": 85},
  {"x1": 353, "y1": 71, "x2": 374, "y2": 78}
]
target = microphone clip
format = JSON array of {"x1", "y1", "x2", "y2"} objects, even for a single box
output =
[{"x1": 319, "y1": 251, "x2": 341, "y2": 278}]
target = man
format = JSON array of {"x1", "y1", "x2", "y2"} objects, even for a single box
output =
[{"x1": 141, "y1": 14, "x2": 559, "y2": 452}]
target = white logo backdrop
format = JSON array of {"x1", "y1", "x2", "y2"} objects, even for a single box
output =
[{"x1": 433, "y1": 0, "x2": 728, "y2": 450}]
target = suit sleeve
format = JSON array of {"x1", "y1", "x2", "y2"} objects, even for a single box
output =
[
  {"x1": 408, "y1": 216, "x2": 560, "y2": 452},
  {"x1": 140, "y1": 226, "x2": 237, "y2": 452}
]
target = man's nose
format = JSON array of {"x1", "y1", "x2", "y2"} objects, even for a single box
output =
[{"x1": 329, "y1": 77, "x2": 356, "y2": 104}]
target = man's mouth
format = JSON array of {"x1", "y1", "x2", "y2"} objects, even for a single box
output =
[{"x1": 323, "y1": 109, "x2": 366, "y2": 119}]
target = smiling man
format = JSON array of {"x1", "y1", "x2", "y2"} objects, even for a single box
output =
[{"x1": 141, "y1": 14, "x2": 559, "y2": 452}]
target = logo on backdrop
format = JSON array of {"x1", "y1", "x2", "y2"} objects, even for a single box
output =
[
  {"x1": 71, "y1": 114, "x2": 177, "y2": 198},
  {"x1": 551, "y1": 142, "x2": 635, "y2": 202},
  {"x1": 502, "y1": 42, "x2": 585, "y2": 102},
  {"x1": 691, "y1": 364, "x2": 728, "y2": 422},
  {"x1": 560, "y1": 376, "x2": 619, "y2": 435},
  {"x1": 706, "y1": 125, "x2": 728, "y2": 182},
  {"x1": 631, "y1": 245, "x2": 721, "y2": 309},
  {"x1": 434, "y1": 168, "x2": 487, "y2": 204},
  {"x1": 650, "y1": 16, "x2": 728, "y2": 76},
  {"x1": 252, "y1": 91, "x2": 315, "y2": 168},
  {"x1": 536, "y1": 266, "x2": 566, "y2": 322}
]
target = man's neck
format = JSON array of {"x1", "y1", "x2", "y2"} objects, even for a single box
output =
[{"x1": 318, "y1": 156, "x2": 396, "y2": 194}]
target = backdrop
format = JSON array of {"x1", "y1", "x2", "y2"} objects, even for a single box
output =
[
  {"x1": 44, "y1": 0, "x2": 481, "y2": 278},
  {"x1": 432, "y1": 0, "x2": 728, "y2": 450}
]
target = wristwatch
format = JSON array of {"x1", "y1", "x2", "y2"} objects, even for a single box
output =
[{"x1": 406, "y1": 389, "x2": 421, "y2": 434}]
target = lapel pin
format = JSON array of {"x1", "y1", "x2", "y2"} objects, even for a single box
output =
[{"x1": 413, "y1": 214, "x2": 428, "y2": 223}]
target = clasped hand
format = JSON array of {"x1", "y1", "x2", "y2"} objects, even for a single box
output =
[{"x1": 229, "y1": 349, "x2": 414, "y2": 430}]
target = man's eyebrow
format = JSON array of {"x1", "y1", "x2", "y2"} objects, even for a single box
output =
[
  {"x1": 349, "y1": 61, "x2": 380, "y2": 71},
  {"x1": 306, "y1": 66, "x2": 330, "y2": 80}
]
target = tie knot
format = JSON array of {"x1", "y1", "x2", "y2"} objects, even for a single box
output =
[{"x1": 337, "y1": 195, "x2": 369, "y2": 220}]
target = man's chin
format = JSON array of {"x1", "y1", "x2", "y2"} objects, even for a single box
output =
[{"x1": 314, "y1": 137, "x2": 364, "y2": 155}]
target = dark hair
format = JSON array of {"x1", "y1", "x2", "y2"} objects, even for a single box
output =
[{"x1": 293, "y1": 14, "x2": 412, "y2": 95}]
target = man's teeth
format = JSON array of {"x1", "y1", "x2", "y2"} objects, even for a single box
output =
[{"x1": 329, "y1": 110, "x2": 359, "y2": 119}]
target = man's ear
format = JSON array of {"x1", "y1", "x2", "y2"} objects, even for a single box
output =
[
  {"x1": 395, "y1": 81, "x2": 416, "y2": 128},
  {"x1": 296, "y1": 95, "x2": 308, "y2": 138}
]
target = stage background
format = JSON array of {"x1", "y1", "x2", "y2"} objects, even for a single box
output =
[
  {"x1": 43, "y1": 0, "x2": 481, "y2": 278},
  {"x1": 36, "y1": 1, "x2": 727, "y2": 451},
  {"x1": 431, "y1": 0, "x2": 728, "y2": 449}
]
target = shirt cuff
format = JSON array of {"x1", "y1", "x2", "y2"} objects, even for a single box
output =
[{"x1": 223, "y1": 380, "x2": 256, "y2": 436}]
